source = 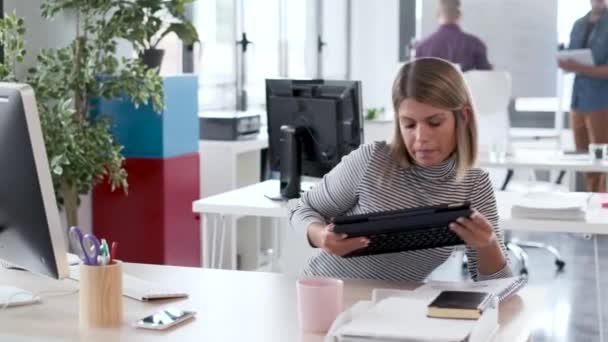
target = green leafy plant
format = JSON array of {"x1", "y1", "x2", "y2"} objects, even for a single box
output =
[
  {"x1": 0, "y1": 1, "x2": 164, "y2": 232},
  {"x1": 110, "y1": 0, "x2": 200, "y2": 53},
  {"x1": 365, "y1": 107, "x2": 385, "y2": 120},
  {"x1": 0, "y1": 14, "x2": 25, "y2": 81}
]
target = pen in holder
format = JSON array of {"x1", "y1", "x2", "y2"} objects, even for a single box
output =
[{"x1": 79, "y1": 260, "x2": 123, "y2": 328}]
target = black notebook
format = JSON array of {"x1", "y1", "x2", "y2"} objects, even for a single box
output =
[
  {"x1": 332, "y1": 202, "x2": 471, "y2": 257},
  {"x1": 427, "y1": 291, "x2": 494, "y2": 320}
]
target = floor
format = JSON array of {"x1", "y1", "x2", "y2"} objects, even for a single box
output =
[{"x1": 431, "y1": 231, "x2": 608, "y2": 342}]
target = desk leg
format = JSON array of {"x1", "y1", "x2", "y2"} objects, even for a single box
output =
[
  {"x1": 218, "y1": 215, "x2": 227, "y2": 269},
  {"x1": 201, "y1": 213, "x2": 209, "y2": 268},
  {"x1": 210, "y1": 214, "x2": 217, "y2": 268},
  {"x1": 594, "y1": 235, "x2": 605, "y2": 342},
  {"x1": 231, "y1": 217, "x2": 237, "y2": 270},
  {"x1": 271, "y1": 218, "x2": 280, "y2": 272}
]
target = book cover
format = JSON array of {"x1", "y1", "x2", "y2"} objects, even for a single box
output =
[{"x1": 427, "y1": 291, "x2": 493, "y2": 320}]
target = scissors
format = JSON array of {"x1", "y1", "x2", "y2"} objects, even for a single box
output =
[{"x1": 69, "y1": 226, "x2": 101, "y2": 266}]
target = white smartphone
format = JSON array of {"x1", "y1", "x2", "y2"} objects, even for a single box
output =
[{"x1": 134, "y1": 308, "x2": 196, "y2": 330}]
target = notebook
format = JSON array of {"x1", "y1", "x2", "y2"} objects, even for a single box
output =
[
  {"x1": 427, "y1": 291, "x2": 493, "y2": 320},
  {"x1": 372, "y1": 276, "x2": 527, "y2": 304},
  {"x1": 557, "y1": 49, "x2": 594, "y2": 68}
]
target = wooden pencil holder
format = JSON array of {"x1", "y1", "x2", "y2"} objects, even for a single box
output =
[{"x1": 79, "y1": 260, "x2": 123, "y2": 328}]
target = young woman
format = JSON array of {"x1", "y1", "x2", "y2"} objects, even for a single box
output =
[
  {"x1": 289, "y1": 57, "x2": 511, "y2": 282},
  {"x1": 559, "y1": 0, "x2": 608, "y2": 192}
]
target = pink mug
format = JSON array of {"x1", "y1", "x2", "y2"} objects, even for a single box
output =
[{"x1": 296, "y1": 277, "x2": 344, "y2": 333}]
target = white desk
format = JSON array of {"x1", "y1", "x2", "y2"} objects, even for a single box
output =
[
  {"x1": 193, "y1": 182, "x2": 608, "y2": 341},
  {"x1": 1, "y1": 263, "x2": 542, "y2": 342},
  {"x1": 479, "y1": 148, "x2": 608, "y2": 173},
  {"x1": 192, "y1": 180, "x2": 608, "y2": 270},
  {"x1": 199, "y1": 130, "x2": 269, "y2": 270},
  {"x1": 193, "y1": 181, "x2": 315, "y2": 270},
  {"x1": 514, "y1": 97, "x2": 571, "y2": 113},
  {"x1": 514, "y1": 97, "x2": 572, "y2": 148},
  {"x1": 193, "y1": 181, "x2": 608, "y2": 232}
]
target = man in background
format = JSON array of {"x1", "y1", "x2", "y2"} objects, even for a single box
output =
[{"x1": 415, "y1": 0, "x2": 492, "y2": 71}]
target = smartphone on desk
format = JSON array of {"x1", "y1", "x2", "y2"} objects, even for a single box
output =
[{"x1": 134, "y1": 308, "x2": 196, "y2": 330}]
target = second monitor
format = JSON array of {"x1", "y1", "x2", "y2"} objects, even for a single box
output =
[{"x1": 265, "y1": 79, "x2": 363, "y2": 199}]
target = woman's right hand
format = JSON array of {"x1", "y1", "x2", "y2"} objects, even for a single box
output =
[{"x1": 308, "y1": 223, "x2": 370, "y2": 257}]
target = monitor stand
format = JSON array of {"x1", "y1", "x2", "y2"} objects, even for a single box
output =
[
  {"x1": 0, "y1": 261, "x2": 40, "y2": 308},
  {"x1": 0, "y1": 286, "x2": 40, "y2": 308},
  {"x1": 0, "y1": 252, "x2": 79, "y2": 308},
  {"x1": 264, "y1": 186, "x2": 307, "y2": 201}
]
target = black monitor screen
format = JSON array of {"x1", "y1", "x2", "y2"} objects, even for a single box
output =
[{"x1": 266, "y1": 79, "x2": 363, "y2": 178}]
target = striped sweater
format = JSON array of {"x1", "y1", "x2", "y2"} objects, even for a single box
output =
[{"x1": 289, "y1": 142, "x2": 512, "y2": 282}]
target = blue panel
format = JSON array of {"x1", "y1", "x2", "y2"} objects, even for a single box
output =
[
  {"x1": 162, "y1": 75, "x2": 199, "y2": 158},
  {"x1": 90, "y1": 75, "x2": 199, "y2": 159}
]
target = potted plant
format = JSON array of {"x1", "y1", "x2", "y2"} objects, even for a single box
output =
[
  {"x1": 112, "y1": 0, "x2": 200, "y2": 69},
  {"x1": 0, "y1": 1, "x2": 164, "y2": 248},
  {"x1": 365, "y1": 107, "x2": 385, "y2": 120}
]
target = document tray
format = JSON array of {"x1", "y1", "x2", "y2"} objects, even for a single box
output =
[{"x1": 332, "y1": 202, "x2": 471, "y2": 257}]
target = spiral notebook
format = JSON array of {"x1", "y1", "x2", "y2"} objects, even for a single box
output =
[{"x1": 372, "y1": 276, "x2": 527, "y2": 304}]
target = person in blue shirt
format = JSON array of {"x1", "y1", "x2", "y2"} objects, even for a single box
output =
[{"x1": 559, "y1": 0, "x2": 608, "y2": 192}]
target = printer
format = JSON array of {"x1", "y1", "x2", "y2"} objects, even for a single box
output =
[{"x1": 199, "y1": 110, "x2": 262, "y2": 140}]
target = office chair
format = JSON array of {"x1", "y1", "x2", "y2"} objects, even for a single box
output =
[{"x1": 463, "y1": 71, "x2": 566, "y2": 276}]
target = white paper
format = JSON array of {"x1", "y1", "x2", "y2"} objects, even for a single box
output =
[
  {"x1": 337, "y1": 297, "x2": 476, "y2": 342},
  {"x1": 558, "y1": 49, "x2": 595, "y2": 66},
  {"x1": 511, "y1": 192, "x2": 589, "y2": 221}
]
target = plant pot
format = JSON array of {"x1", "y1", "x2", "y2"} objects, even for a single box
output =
[{"x1": 140, "y1": 48, "x2": 165, "y2": 70}]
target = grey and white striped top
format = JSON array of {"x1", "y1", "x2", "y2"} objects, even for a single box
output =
[{"x1": 289, "y1": 142, "x2": 512, "y2": 282}]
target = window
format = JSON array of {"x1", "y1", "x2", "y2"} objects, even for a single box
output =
[{"x1": 194, "y1": 0, "x2": 349, "y2": 112}]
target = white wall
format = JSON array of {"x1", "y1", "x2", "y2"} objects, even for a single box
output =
[
  {"x1": 5, "y1": 0, "x2": 133, "y2": 79},
  {"x1": 350, "y1": 0, "x2": 401, "y2": 118},
  {"x1": 420, "y1": 0, "x2": 558, "y2": 98},
  {"x1": 5, "y1": 0, "x2": 77, "y2": 78}
]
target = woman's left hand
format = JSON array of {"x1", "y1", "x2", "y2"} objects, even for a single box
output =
[
  {"x1": 558, "y1": 58, "x2": 584, "y2": 73},
  {"x1": 449, "y1": 210, "x2": 497, "y2": 251}
]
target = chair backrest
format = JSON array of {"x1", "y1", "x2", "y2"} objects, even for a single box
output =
[
  {"x1": 464, "y1": 70, "x2": 512, "y2": 116},
  {"x1": 464, "y1": 70, "x2": 513, "y2": 190},
  {"x1": 463, "y1": 71, "x2": 512, "y2": 149}
]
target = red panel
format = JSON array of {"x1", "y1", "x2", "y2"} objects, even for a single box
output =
[
  {"x1": 93, "y1": 154, "x2": 201, "y2": 266},
  {"x1": 93, "y1": 158, "x2": 165, "y2": 264},
  {"x1": 163, "y1": 153, "x2": 201, "y2": 267}
]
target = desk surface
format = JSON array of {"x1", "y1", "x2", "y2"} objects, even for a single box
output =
[
  {"x1": 479, "y1": 148, "x2": 608, "y2": 172},
  {"x1": 515, "y1": 97, "x2": 570, "y2": 113},
  {"x1": 496, "y1": 191, "x2": 608, "y2": 234},
  {"x1": 193, "y1": 179, "x2": 291, "y2": 217},
  {"x1": 1, "y1": 263, "x2": 540, "y2": 342},
  {"x1": 193, "y1": 180, "x2": 608, "y2": 235}
]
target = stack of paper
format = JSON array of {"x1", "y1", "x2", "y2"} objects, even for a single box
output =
[
  {"x1": 332, "y1": 297, "x2": 498, "y2": 342},
  {"x1": 511, "y1": 192, "x2": 588, "y2": 221}
]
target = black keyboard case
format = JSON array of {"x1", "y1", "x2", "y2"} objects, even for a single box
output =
[{"x1": 332, "y1": 202, "x2": 472, "y2": 257}]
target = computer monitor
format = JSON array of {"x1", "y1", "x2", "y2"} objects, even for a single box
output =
[
  {"x1": 265, "y1": 79, "x2": 363, "y2": 199},
  {"x1": 0, "y1": 83, "x2": 68, "y2": 286}
]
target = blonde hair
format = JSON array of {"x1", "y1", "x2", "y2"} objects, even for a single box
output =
[
  {"x1": 389, "y1": 57, "x2": 478, "y2": 179},
  {"x1": 439, "y1": 0, "x2": 461, "y2": 20}
]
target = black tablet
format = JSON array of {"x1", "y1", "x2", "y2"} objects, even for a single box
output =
[{"x1": 331, "y1": 202, "x2": 471, "y2": 257}]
